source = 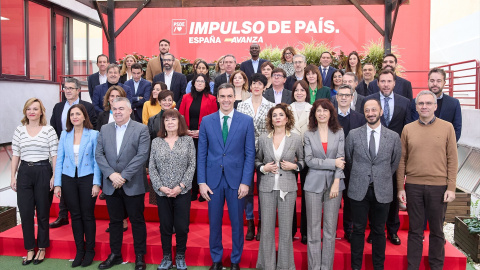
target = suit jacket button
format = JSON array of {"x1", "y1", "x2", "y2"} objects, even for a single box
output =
[
  {"x1": 66, "y1": 166, "x2": 69, "y2": 168},
  {"x1": 85, "y1": 164, "x2": 88, "y2": 166},
  {"x1": 220, "y1": 165, "x2": 223, "y2": 167},
  {"x1": 280, "y1": 174, "x2": 282, "y2": 176},
  {"x1": 116, "y1": 161, "x2": 119, "y2": 164},
  {"x1": 86, "y1": 153, "x2": 88, "y2": 156},
  {"x1": 223, "y1": 154, "x2": 226, "y2": 156}
]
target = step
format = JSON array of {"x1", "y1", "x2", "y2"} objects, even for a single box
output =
[{"x1": 0, "y1": 217, "x2": 466, "y2": 269}]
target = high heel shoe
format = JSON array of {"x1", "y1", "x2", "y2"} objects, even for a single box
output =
[
  {"x1": 81, "y1": 251, "x2": 95, "y2": 267},
  {"x1": 22, "y1": 249, "x2": 35, "y2": 265},
  {"x1": 72, "y1": 251, "x2": 84, "y2": 267},
  {"x1": 33, "y1": 248, "x2": 46, "y2": 265}
]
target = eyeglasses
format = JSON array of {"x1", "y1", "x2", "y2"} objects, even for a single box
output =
[
  {"x1": 272, "y1": 74, "x2": 284, "y2": 79},
  {"x1": 293, "y1": 61, "x2": 304, "y2": 65},
  {"x1": 163, "y1": 59, "x2": 173, "y2": 63},
  {"x1": 63, "y1": 87, "x2": 78, "y2": 91},
  {"x1": 195, "y1": 80, "x2": 206, "y2": 83},
  {"x1": 417, "y1": 102, "x2": 435, "y2": 106},
  {"x1": 337, "y1": 94, "x2": 352, "y2": 98},
  {"x1": 284, "y1": 52, "x2": 293, "y2": 56}
]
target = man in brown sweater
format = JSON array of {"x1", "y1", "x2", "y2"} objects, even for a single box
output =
[
  {"x1": 397, "y1": 90, "x2": 457, "y2": 270},
  {"x1": 146, "y1": 39, "x2": 182, "y2": 82}
]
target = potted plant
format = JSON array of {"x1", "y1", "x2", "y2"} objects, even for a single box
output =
[
  {"x1": 0, "y1": 206, "x2": 17, "y2": 233},
  {"x1": 454, "y1": 204, "x2": 480, "y2": 262}
]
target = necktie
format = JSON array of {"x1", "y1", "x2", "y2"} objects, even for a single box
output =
[
  {"x1": 222, "y1": 116, "x2": 229, "y2": 145},
  {"x1": 226, "y1": 74, "x2": 230, "y2": 83},
  {"x1": 369, "y1": 130, "x2": 376, "y2": 159},
  {"x1": 384, "y1": 96, "x2": 391, "y2": 126},
  {"x1": 322, "y1": 68, "x2": 327, "y2": 81}
]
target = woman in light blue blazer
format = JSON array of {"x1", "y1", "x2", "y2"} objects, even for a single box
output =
[
  {"x1": 304, "y1": 98, "x2": 345, "y2": 270},
  {"x1": 53, "y1": 104, "x2": 101, "y2": 268}
]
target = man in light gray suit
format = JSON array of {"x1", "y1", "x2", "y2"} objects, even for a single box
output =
[
  {"x1": 345, "y1": 99, "x2": 401, "y2": 270},
  {"x1": 95, "y1": 97, "x2": 150, "y2": 270}
]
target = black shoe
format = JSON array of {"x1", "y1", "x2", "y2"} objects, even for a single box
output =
[
  {"x1": 82, "y1": 251, "x2": 95, "y2": 267},
  {"x1": 209, "y1": 262, "x2": 223, "y2": 270},
  {"x1": 99, "y1": 192, "x2": 106, "y2": 200},
  {"x1": 388, "y1": 233, "x2": 401, "y2": 245},
  {"x1": 256, "y1": 220, "x2": 261, "y2": 241},
  {"x1": 135, "y1": 254, "x2": 146, "y2": 270},
  {"x1": 98, "y1": 253, "x2": 123, "y2": 269},
  {"x1": 344, "y1": 232, "x2": 352, "y2": 243},
  {"x1": 49, "y1": 217, "x2": 69, "y2": 228},
  {"x1": 22, "y1": 249, "x2": 35, "y2": 265},
  {"x1": 231, "y1": 263, "x2": 240, "y2": 270},
  {"x1": 33, "y1": 248, "x2": 46, "y2": 265},
  {"x1": 105, "y1": 226, "x2": 128, "y2": 233},
  {"x1": 246, "y1": 220, "x2": 255, "y2": 241},
  {"x1": 366, "y1": 233, "x2": 372, "y2": 244},
  {"x1": 198, "y1": 196, "x2": 206, "y2": 202},
  {"x1": 301, "y1": 234, "x2": 307, "y2": 245},
  {"x1": 72, "y1": 251, "x2": 84, "y2": 267}
]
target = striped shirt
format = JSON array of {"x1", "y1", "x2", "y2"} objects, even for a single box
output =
[{"x1": 12, "y1": 125, "x2": 58, "y2": 162}]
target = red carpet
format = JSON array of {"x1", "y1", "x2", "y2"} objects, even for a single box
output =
[{"x1": 0, "y1": 193, "x2": 467, "y2": 269}]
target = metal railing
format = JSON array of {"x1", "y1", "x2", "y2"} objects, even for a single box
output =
[{"x1": 404, "y1": 59, "x2": 480, "y2": 109}]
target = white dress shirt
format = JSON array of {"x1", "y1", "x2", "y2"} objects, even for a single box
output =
[
  {"x1": 99, "y1": 72, "x2": 107, "y2": 85},
  {"x1": 219, "y1": 109, "x2": 234, "y2": 131},
  {"x1": 115, "y1": 120, "x2": 130, "y2": 155},
  {"x1": 366, "y1": 124, "x2": 381, "y2": 156},
  {"x1": 61, "y1": 98, "x2": 80, "y2": 131},
  {"x1": 164, "y1": 71, "x2": 174, "y2": 90}
]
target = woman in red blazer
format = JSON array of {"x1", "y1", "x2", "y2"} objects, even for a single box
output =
[{"x1": 179, "y1": 73, "x2": 218, "y2": 201}]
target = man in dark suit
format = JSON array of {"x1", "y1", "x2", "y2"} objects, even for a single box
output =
[
  {"x1": 263, "y1": 68, "x2": 292, "y2": 104},
  {"x1": 197, "y1": 83, "x2": 255, "y2": 270},
  {"x1": 331, "y1": 72, "x2": 364, "y2": 113},
  {"x1": 152, "y1": 53, "x2": 187, "y2": 109},
  {"x1": 92, "y1": 64, "x2": 133, "y2": 113},
  {"x1": 356, "y1": 63, "x2": 376, "y2": 96},
  {"x1": 345, "y1": 99, "x2": 402, "y2": 270},
  {"x1": 410, "y1": 67, "x2": 462, "y2": 141},
  {"x1": 87, "y1": 54, "x2": 109, "y2": 100},
  {"x1": 214, "y1": 54, "x2": 236, "y2": 95},
  {"x1": 368, "y1": 54, "x2": 413, "y2": 100},
  {"x1": 95, "y1": 97, "x2": 150, "y2": 270},
  {"x1": 124, "y1": 63, "x2": 151, "y2": 122},
  {"x1": 49, "y1": 77, "x2": 97, "y2": 229},
  {"x1": 363, "y1": 69, "x2": 410, "y2": 245},
  {"x1": 285, "y1": 54, "x2": 306, "y2": 91},
  {"x1": 318, "y1": 51, "x2": 337, "y2": 88},
  {"x1": 240, "y1": 43, "x2": 267, "y2": 83},
  {"x1": 335, "y1": 84, "x2": 366, "y2": 242}
]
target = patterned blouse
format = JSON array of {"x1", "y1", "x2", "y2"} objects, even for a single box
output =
[
  {"x1": 12, "y1": 125, "x2": 58, "y2": 162},
  {"x1": 237, "y1": 97, "x2": 275, "y2": 149},
  {"x1": 277, "y1": 62, "x2": 295, "y2": 77},
  {"x1": 149, "y1": 135, "x2": 196, "y2": 197}
]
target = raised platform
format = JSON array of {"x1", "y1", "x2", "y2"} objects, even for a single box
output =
[{"x1": 0, "y1": 193, "x2": 467, "y2": 269}]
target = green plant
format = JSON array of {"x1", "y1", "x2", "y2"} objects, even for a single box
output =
[
  {"x1": 361, "y1": 38, "x2": 405, "y2": 77},
  {"x1": 298, "y1": 39, "x2": 336, "y2": 66},
  {"x1": 117, "y1": 52, "x2": 154, "y2": 73},
  {"x1": 259, "y1": 45, "x2": 283, "y2": 67}
]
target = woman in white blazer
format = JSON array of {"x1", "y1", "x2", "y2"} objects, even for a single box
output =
[
  {"x1": 304, "y1": 98, "x2": 345, "y2": 270},
  {"x1": 53, "y1": 104, "x2": 101, "y2": 267},
  {"x1": 289, "y1": 80, "x2": 313, "y2": 244}
]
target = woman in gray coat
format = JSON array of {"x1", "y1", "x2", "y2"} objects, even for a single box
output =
[
  {"x1": 304, "y1": 98, "x2": 345, "y2": 270},
  {"x1": 255, "y1": 103, "x2": 305, "y2": 270}
]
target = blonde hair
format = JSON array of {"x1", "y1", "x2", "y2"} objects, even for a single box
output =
[
  {"x1": 215, "y1": 55, "x2": 225, "y2": 73},
  {"x1": 21, "y1": 98, "x2": 47, "y2": 126},
  {"x1": 120, "y1": 55, "x2": 137, "y2": 76}
]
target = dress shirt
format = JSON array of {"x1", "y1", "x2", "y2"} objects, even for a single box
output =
[
  {"x1": 338, "y1": 107, "x2": 351, "y2": 117},
  {"x1": 108, "y1": 111, "x2": 114, "y2": 123},
  {"x1": 219, "y1": 109, "x2": 234, "y2": 131},
  {"x1": 164, "y1": 71, "x2": 174, "y2": 90},
  {"x1": 366, "y1": 124, "x2": 381, "y2": 156},
  {"x1": 351, "y1": 91, "x2": 358, "y2": 110},
  {"x1": 115, "y1": 120, "x2": 130, "y2": 155},
  {"x1": 273, "y1": 88, "x2": 283, "y2": 104},
  {"x1": 99, "y1": 72, "x2": 107, "y2": 85},
  {"x1": 437, "y1": 93, "x2": 444, "y2": 99},
  {"x1": 272, "y1": 135, "x2": 286, "y2": 192},
  {"x1": 379, "y1": 92, "x2": 394, "y2": 123},
  {"x1": 419, "y1": 116, "x2": 437, "y2": 125},
  {"x1": 252, "y1": 59, "x2": 259, "y2": 73},
  {"x1": 133, "y1": 79, "x2": 140, "y2": 95},
  {"x1": 61, "y1": 98, "x2": 80, "y2": 131}
]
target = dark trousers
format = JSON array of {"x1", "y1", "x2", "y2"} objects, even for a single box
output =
[
  {"x1": 386, "y1": 173, "x2": 400, "y2": 235},
  {"x1": 191, "y1": 137, "x2": 199, "y2": 198},
  {"x1": 405, "y1": 183, "x2": 447, "y2": 270},
  {"x1": 17, "y1": 161, "x2": 52, "y2": 250},
  {"x1": 105, "y1": 188, "x2": 146, "y2": 255},
  {"x1": 61, "y1": 173, "x2": 97, "y2": 253},
  {"x1": 343, "y1": 169, "x2": 352, "y2": 234},
  {"x1": 292, "y1": 165, "x2": 308, "y2": 237},
  {"x1": 156, "y1": 193, "x2": 191, "y2": 255},
  {"x1": 57, "y1": 194, "x2": 69, "y2": 218},
  {"x1": 351, "y1": 185, "x2": 390, "y2": 270}
]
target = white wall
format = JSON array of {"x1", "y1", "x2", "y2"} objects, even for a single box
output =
[
  {"x1": 430, "y1": 0, "x2": 480, "y2": 66},
  {"x1": 0, "y1": 81, "x2": 60, "y2": 144},
  {"x1": 47, "y1": 0, "x2": 99, "y2": 23}
]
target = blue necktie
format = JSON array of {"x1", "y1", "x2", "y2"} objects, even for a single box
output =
[
  {"x1": 384, "y1": 96, "x2": 391, "y2": 126},
  {"x1": 322, "y1": 68, "x2": 327, "y2": 81}
]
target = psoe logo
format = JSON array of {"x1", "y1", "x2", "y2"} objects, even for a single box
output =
[{"x1": 172, "y1": 19, "x2": 187, "y2": 35}]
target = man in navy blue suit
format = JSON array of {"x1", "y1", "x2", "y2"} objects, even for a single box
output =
[
  {"x1": 240, "y1": 43, "x2": 267, "y2": 83},
  {"x1": 410, "y1": 67, "x2": 462, "y2": 141},
  {"x1": 367, "y1": 54, "x2": 413, "y2": 100},
  {"x1": 124, "y1": 63, "x2": 151, "y2": 122},
  {"x1": 92, "y1": 64, "x2": 133, "y2": 113},
  {"x1": 363, "y1": 69, "x2": 410, "y2": 246},
  {"x1": 197, "y1": 83, "x2": 255, "y2": 270},
  {"x1": 152, "y1": 53, "x2": 187, "y2": 109},
  {"x1": 318, "y1": 51, "x2": 336, "y2": 88},
  {"x1": 87, "y1": 54, "x2": 109, "y2": 99}
]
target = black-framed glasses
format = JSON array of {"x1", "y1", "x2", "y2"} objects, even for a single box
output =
[
  {"x1": 63, "y1": 87, "x2": 78, "y2": 91},
  {"x1": 337, "y1": 94, "x2": 352, "y2": 98}
]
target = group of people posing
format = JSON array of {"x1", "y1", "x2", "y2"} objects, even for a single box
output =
[{"x1": 10, "y1": 39, "x2": 461, "y2": 270}]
